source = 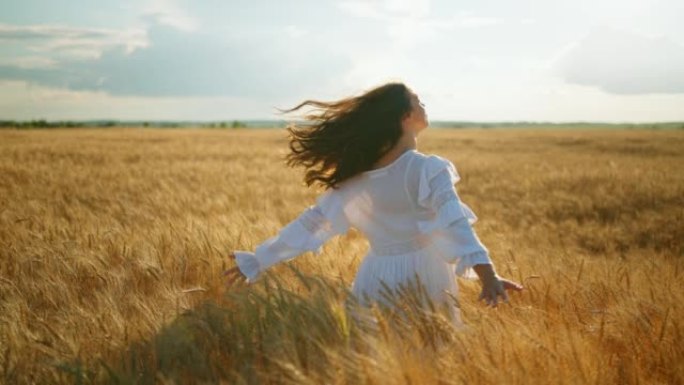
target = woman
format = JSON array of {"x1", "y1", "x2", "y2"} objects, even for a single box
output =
[{"x1": 224, "y1": 82, "x2": 522, "y2": 327}]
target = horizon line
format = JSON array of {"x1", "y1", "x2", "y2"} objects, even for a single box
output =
[{"x1": 2, "y1": 119, "x2": 683, "y2": 126}]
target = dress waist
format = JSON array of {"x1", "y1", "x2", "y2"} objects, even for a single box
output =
[{"x1": 369, "y1": 233, "x2": 432, "y2": 256}]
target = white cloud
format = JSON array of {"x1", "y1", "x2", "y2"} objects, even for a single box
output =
[
  {"x1": 383, "y1": 0, "x2": 431, "y2": 17},
  {"x1": 0, "y1": 23, "x2": 149, "y2": 62},
  {"x1": 142, "y1": 0, "x2": 199, "y2": 32},
  {"x1": 339, "y1": 0, "x2": 431, "y2": 18},
  {"x1": 0, "y1": 79, "x2": 269, "y2": 120},
  {"x1": 552, "y1": 26, "x2": 684, "y2": 94},
  {"x1": 453, "y1": 15, "x2": 499, "y2": 28},
  {"x1": 337, "y1": 1, "x2": 387, "y2": 19},
  {"x1": 337, "y1": 1, "x2": 499, "y2": 50},
  {"x1": 0, "y1": 56, "x2": 58, "y2": 69},
  {"x1": 284, "y1": 25, "x2": 307, "y2": 39},
  {"x1": 0, "y1": 19, "x2": 350, "y2": 99},
  {"x1": 334, "y1": 1, "x2": 501, "y2": 91}
]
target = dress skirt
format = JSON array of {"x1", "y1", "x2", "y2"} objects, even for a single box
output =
[{"x1": 350, "y1": 242, "x2": 464, "y2": 329}]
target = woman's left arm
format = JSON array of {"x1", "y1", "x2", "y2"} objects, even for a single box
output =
[
  {"x1": 472, "y1": 263, "x2": 523, "y2": 307},
  {"x1": 415, "y1": 155, "x2": 523, "y2": 305}
]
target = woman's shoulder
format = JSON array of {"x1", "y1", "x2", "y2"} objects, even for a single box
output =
[{"x1": 410, "y1": 150, "x2": 455, "y2": 170}]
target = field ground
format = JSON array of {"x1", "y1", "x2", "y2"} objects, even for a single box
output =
[{"x1": 1, "y1": 127, "x2": 682, "y2": 384}]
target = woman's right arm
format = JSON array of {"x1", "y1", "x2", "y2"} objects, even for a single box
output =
[
  {"x1": 224, "y1": 237, "x2": 308, "y2": 285},
  {"x1": 224, "y1": 188, "x2": 350, "y2": 285}
]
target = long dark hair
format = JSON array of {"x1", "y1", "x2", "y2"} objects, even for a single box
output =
[{"x1": 281, "y1": 82, "x2": 412, "y2": 190}]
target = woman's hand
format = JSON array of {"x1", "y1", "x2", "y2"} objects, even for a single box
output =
[
  {"x1": 224, "y1": 252, "x2": 248, "y2": 287},
  {"x1": 473, "y1": 264, "x2": 523, "y2": 307},
  {"x1": 478, "y1": 275, "x2": 523, "y2": 307}
]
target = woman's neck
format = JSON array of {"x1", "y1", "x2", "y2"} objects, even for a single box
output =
[
  {"x1": 398, "y1": 131, "x2": 418, "y2": 151},
  {"x1": 373, "y1": 132, "x2": 418, "y2": 168}
]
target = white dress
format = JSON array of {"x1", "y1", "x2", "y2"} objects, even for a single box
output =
[{"x1": 233, "y1": 149, "x2": 492, "y2": 327}]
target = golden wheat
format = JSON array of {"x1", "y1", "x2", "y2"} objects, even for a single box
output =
[{"x1": 0, "y1": 127, "x2": 682, "y2": 384}]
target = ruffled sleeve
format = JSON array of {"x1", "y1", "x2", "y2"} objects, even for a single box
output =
[
  {"x1": 417, "y1": 155, "x2": 493, "y2": 277},
  {"x1": 233, "y1": 188, "x2": 350, "y2": 284}
]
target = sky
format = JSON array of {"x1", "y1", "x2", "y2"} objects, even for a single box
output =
[{"x1": 0, "y1": 0, "x2": 683, "y2": 122}]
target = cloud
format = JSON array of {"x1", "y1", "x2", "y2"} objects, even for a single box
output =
[
  {"x1": 553, "y1": 27, "x2": 684, "y2": 94},
  {"x1": 0, "y1": 23, "x2": 149, "y2": 60},
  {"x1": 0, "y1": 19, "x2": 350, "y2": 98},
  {"x1": 337, "y1": 1, "x2": 499, "y2": 50},
  {"x1": 337, "y1": 0, "x2": 498, "y2": 28},
  {"x1": 142, "y1": 0, "x2": 199, "y2": 32},
  {"x1": 0, "y1": 56, "x2": 58, "y2": 69},
  {"x1": 0, "y1": 79, "x2": 271, "y2": 120},
  {"x1": 338, "y1": 0, "x2": 431, "y2": 18},
  {"x1": 383, "y1": 0, "x2": 431, "y2": 17},
  {"x1": 284, "y1": 25, "x2": 307, "y2": 39}
]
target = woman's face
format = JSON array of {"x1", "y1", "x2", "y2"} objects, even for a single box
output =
[{"x1": 402, "y1": 90, "x2": 428, "y2": 135}]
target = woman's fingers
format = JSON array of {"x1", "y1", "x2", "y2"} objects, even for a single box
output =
[
  {"x1": 224, "y1": 267, "x2": 246, "y2": 287},
  {"x1": 500, "y1": 288, "x2": 509, "y2": 304},
  {"x1": 480, "y1": 289, "x2": 499, "y2": 307},
  {"x1": 226, "y1": 274, "x2": 243, "y2": 287},
  {"x1": 502, "y1": 279, "x2": 524, "y2": 292},
  {"x1": 480, "y1": 280, "x2": 514, "y2": 307},
  {"x1": 224, "y1": 253, "x2": 247, "y2": 287},
  {"x1": 479, "y1": 291, "x2": 491, "y2": 306}
]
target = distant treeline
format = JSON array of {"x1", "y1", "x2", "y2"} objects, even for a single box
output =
[
  {"x1": 428, "y1": 121, "x2": 684, "y2": 130},
  {"x1": 0, "y1": 119, "x2": 286, "y2": 129},
  {"x1": 1, "y1": 119, "x2": 683, "y2": 130}
]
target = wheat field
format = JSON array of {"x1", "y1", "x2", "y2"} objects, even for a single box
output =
[{"x1": 0, "y1": 127, "x2": 682, "y2": 384}]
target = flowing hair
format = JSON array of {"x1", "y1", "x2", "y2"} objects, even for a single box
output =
[{"x1": 281, "y1": 82, "x2": 412, "y2": 190}]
